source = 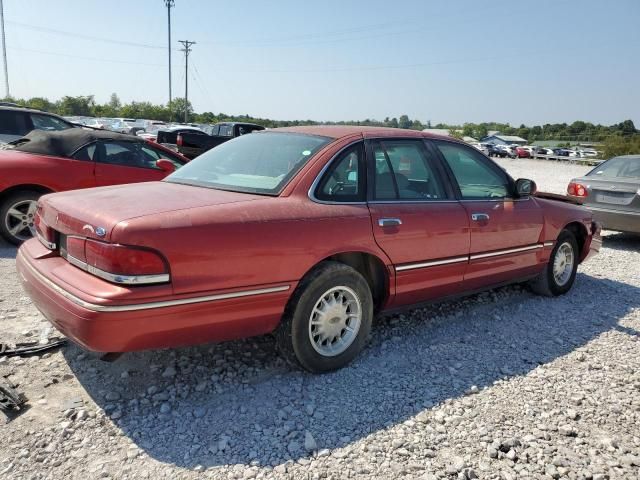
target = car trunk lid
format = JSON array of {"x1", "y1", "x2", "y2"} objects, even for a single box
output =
[
  {"x1": 580, "y1": 177, "x2": 640, "y2": 212},
  {"x1": 38, "y1": 181, "x2": 266, "y2": 242}
]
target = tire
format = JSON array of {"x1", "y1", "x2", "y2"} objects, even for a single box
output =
[
  {"x1": 529, "y1": 230, "x2": 579, "y2": 297},
  {"x1": 275, "y1": 261, "x2": 373, "y2": 373},
  {"x1": 0, "y1": 191, "x2": 42, "y2": 246}
]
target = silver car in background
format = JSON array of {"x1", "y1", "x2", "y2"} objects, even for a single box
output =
[{"x1": 567, "y1": 155, "x2": 640, "y2": 234}]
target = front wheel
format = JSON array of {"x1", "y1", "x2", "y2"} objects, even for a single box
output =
[
  {"x1": 529, "y1": 230, "x2": 579, "y2": 296},
  {"x1": 0, "y1": 191, "x2": 41, "y2": 246},
  {"x1": 275, "y1": 261, "x2": 373, "y2": 373}
]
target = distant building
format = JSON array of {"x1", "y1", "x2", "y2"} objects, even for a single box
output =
[{"x1": 480, "y1": 134, "x2": 528, "y2": 146}]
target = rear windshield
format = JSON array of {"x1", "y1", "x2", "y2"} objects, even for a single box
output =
[
  {"x1": 166, "y1": 131, "x2": 331, "y2": 195},
  {"x1": 589, "y1": 157, "x2": 640, "y2": 179}
]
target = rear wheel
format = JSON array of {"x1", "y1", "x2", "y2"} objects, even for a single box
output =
[
  {"x1": 529, "y1": 229, "x2": 579, "y2": 296},
  {"x1": 275, "y1": 261, "x2": 373, "y2": 373},
  {"x1": 0, "y1": 191, "x2": 41, "y2": 245}
]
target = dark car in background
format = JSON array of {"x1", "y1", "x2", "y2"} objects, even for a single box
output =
[
  {"x1": 567, "y1": 155, "x2": 640, "y2": 234},
  {"x1": 177, "y1": 122, "x2": 265, "y2": 159},
  {"x1": 0, "y1": 106, "x2": 77, "y2": 144}
]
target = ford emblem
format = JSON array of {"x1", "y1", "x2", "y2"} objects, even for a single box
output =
[{"x1": 95, "y1": 227, "x2": 107, "y2": 237}]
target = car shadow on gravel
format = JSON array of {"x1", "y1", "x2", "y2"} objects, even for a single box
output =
[
  {"x1": 602, "y1": 231, "x2": 640, "y2": 252},
  {"x1": 60, "y1": 270, "x2": 640, "y2": 470}
]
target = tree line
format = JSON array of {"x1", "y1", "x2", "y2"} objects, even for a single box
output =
[{"x1": 3, "y1": 94, "x2": 639, "y2": 157}]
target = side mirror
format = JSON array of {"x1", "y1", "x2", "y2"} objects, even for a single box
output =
[
  {"x1": 515, "y1": 178, "x2": 537, "y2": 197},
  {"x1": 156, "y1": 159, "x2": 176, "y2": 173}
]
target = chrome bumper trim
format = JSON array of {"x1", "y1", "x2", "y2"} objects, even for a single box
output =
[{"x1": 18, "y1": 251, "x2": 290, "y2": 313}]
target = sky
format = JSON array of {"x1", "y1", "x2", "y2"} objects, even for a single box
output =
[{"x1": 3, "y1": 0, "x2": 639, "y2": 126}]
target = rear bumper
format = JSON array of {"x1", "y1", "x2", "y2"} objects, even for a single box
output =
[
  {"x1": 16, "y1": 244, "x2": 293, "y2": 352},
  {"x1": 587, "y1": 205, "x2": 640, "y2": 234}
]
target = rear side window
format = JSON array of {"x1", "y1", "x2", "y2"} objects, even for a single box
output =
[
  {"x1": 0, "y1": 110, "x2": 30, "y2": 135},
  {"x1": 315, "y1": 143, "x2": 365, "y2": 202},
  {"x1": 435, "y1": 141, "x2": 511, "y2": 199},
  {"x1": 373, "y1": 140, "x2": 446, "y2": 200},
  {"x1": 73, "y1": 143, "x2": 97, "y2": 161},
  {"x1": 219, "y1": 125, "x2": 233, "y2": 137},
  {"x1": 30, "y1": 114, "x2": 72, "y2": 131}
]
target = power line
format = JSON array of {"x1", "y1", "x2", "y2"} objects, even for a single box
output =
[
  {"x1": 0, "y1": 0, "x2": 8, "y2": 97},
  {"x1": 178, "y1": 40, "x2": 195, "y2": 122},
  {"x1": 165, "y1": 0, "x2": 174, "y2": 120},
  {"x1": 6, "y1": 44, "x2": 164, "y2": 67}
]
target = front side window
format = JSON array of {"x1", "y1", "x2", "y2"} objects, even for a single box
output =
[
  {"x1": 99, "y1": 141, "x2": 163, "y2": 169},
  {"x1": 373, "y1": 140, "x2": 446, "y2": 200},
  {"x1": 167, "y1": 132, "x2": 331, "y2": 195},
  {"x1": 315, "y1": 143, "x2": 364, "y2": 202},
  {"x1": 435, "y1": 141, "x2": 511, "y2": 199},
  {"x1": 30, "y1": 114, "x2": 72, "y2": 131}
]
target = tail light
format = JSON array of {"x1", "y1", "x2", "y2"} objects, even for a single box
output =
[
  {"x1": 567, "y1": 182, "x2": 588, "y2": 197},
  {"x1": 63, "y1": 237, "x2": 169, "y2": 285},
  {"x1": 34, "y1": 212, "x2": 56, "y2": 249},
  {"x1": 176, "y1": 134, "x2": 183, "y2": 147}
]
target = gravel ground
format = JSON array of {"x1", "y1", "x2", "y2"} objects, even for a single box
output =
[{"x1": 1, "y1": 159, "x2": 639, "y2": 480}]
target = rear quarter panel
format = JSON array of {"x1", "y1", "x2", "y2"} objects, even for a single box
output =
[
  {"x1": 111, "y1": 196, "x2": 391, "y2": 297},
  {"x1": 0, "y1": 151, "x2": 95, "y2": 193},
  {"x1": 535, "y1": 197, "x2": 596, "y2": 262}
]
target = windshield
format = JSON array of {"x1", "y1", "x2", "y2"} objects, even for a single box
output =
[
  {"x1": 166, "y1": 131, "x2": 331, "y2": 195},
  {"x1": 589, "y1": 157, "x2": 640, "y2": 179}
]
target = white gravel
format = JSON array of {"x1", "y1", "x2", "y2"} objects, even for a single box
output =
[{"x1": 1, "y1": 158, "x2": 639, "y2": 480}]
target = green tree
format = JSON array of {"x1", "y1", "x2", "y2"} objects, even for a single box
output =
[
  {"x1": 168, "y1": 98, "x2": 194, "y2": 122},
  {"x1": 56, "y1": 96, "x2": 95, "y2": 116},
  {"x1": 398, "y1": 115, "x2": 412, "y2": 129}
]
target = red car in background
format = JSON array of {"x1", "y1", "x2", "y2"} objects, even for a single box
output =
[
  {"x1": 17, "y1": 126, "x2": 600, "y2": 373},
  {"x1": 516, "y1": 146, "x2": 530, "y2": 158},
  {"x1": 0, "y1": 129, "x2": 188, "y2": 245}
]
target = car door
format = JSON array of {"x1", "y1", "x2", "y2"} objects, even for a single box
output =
[
  {"x1": 366, "y1": 138, "x2": 470, "y2": 307},
  {"x1": 432, "y1": 140, "x2": 544, "y2": 289},
  {"x1": 93, "y1": 140, "x2": 171, "y2": 186}
]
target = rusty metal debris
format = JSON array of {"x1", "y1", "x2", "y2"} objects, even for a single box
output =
[
  {"x1": 0, "y1": 378, "x2": 26, "y2": 412},
  {"x1": 0, "y1": 338, "x2": 67, "y2": 357}
]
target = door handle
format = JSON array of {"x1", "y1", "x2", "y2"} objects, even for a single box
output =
[
  {"x1": 471, "y1": 213, "x2": 490, "y2": 222},
  {"x1": 378, "y1": 218, "x2": 402, "y2": 227}
]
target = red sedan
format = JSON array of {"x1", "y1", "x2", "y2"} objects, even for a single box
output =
[
  {"x1": 17, "y1": 126, "x2": 601, "y2": 372},
  {"x1": 0, "y1": 129, "x2": 188, "y2": 245}
]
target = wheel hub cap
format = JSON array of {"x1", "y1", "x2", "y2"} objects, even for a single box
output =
[
  {"x1": 553, "y1": 242, "x2": 574, "y2": 286},
  {"x1": 308, "y1": 286, "x2": 362, "y2": 357},
  {"x1": 5, "y1": 199, "x2": 38, "y2": 242}
]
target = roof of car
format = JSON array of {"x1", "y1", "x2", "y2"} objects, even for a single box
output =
[
  {"x1": 9, "y1": 128, "x2": 145, "y2": 157},
  {"x1": 270, "y1": 125, "x2": 451, "y2": 140}
]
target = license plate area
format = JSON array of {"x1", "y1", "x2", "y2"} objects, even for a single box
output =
[{"x1": 596, "y1": 191, "x2": 633, "y2": 205}]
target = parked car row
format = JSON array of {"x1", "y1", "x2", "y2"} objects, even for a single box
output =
[{"x1": 478, "y1": 143, "x2": 599, "y2": 159}]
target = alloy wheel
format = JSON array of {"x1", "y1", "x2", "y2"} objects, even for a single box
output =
[{"x1": 4, "y1": 199, "x2": 38, "y2": 242}]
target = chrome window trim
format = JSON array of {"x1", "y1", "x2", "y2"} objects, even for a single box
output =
[
  {"x1": 18, "y1": 251, "x2": 290, "y2": 313},
  {"x1": 469, "y1": 244, "x2": 542, "y2": 261},
  {"x1": 543, "y1": 241, "x2": 555, "y2": 247},
  {"x1": 308, "y1": 140, "x2": 367, "y2": 205},
  {"x1": 368, "y1": 200, "x2": 460, "y2": 205}
]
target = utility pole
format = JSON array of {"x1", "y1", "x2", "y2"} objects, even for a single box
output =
[
  {"x1": 0, "y1": 0, "x2": 9, "y2": 98},
  {"x1": 164, "y1": 0, "x2": 174, "y2": 120},
  {"x1": 178, "y1": 40, "x2": 195, "y2": 123}
]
